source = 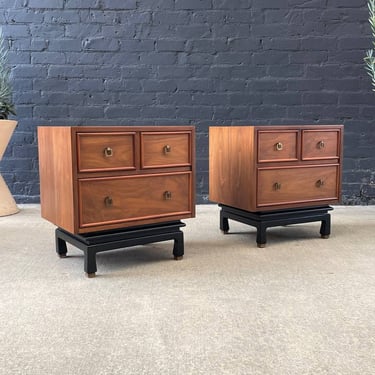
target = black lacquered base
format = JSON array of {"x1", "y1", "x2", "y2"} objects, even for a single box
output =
[
  {"x1": 55, "y1": 221, "x2": 185, "y2": 277},
  {"x1": 219, "y1": 204, "x2": 333, "y2": 247}
]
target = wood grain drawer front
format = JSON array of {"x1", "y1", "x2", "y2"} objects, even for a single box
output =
[
  {"x1": 77, "y1": 132, "x2": 136, "y2": 172},
  {"x1": 257, "y1": 130, "x2": 298, "y2": 163},
  {"x1": 302, "y1": 130, "x2": 340, "y2": 160},
  {"x1": 78, "y1": 172, "x2": 192, "y2": 228},
  {"x1": 257, "y1": 165, "x2": 339, "y2": 207},
  {"x1": 141, "y1": 132, "x2": 191, "y2": 169}
]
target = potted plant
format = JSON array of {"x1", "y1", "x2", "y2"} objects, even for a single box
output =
[
  {"x1": 364, "y1": 0, "x2": 375, "y2": 90},
  {"x1": 0, "y1": 27, "x2": 19, "y2": 216}
]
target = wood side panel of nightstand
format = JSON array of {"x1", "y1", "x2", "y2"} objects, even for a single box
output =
[
  {"x1": 209, "y1": 126, "x2": 256, "y2": 212},
  {"x1": 38, "y1": 126, "x2": 76, "y2": 233}
]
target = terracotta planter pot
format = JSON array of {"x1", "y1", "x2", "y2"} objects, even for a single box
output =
[{"x1": 0, "y1": 120, "x2": 19, "y2": 216}]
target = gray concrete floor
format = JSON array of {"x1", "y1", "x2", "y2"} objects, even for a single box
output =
[{"x1": 0, "y1": 204, "x2": 375, "y2": 375}]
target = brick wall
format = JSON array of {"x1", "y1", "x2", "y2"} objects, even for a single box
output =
[{"x1": 0, "y1": 0, "x2": 374, "y2": 204}]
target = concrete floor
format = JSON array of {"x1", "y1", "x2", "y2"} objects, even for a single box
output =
[{"x1": 0, "y1": 204, "x2": 375, "y2": 375}]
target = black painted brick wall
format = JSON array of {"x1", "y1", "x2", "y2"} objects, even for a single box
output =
[{"x1": 0, "y1": 0, "x2": 374, "y2": 204}]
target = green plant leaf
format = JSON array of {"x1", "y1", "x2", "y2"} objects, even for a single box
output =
[{"x1": 0, "y1": 27, "x2": 16, "y2": 119}]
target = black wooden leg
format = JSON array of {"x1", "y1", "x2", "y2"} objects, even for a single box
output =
[
  {"x1": 173, "y1": 232, "x2": 184, "y2": 260},
  {"x1": 55, "y1": 229, "x2": 68, "y2": 258},
  {"x1": 220, "y1": 211, "x2": 229, "y2": 233},
  {"x1": 84, "y1": 248, "x2": 97, "y2": 278},
  {"x1": 256, "y1": 224, "x2": 267, "y2": 248},
  {"x1": 320, "y1": 213, "x2": 331, "y2": 239},
  {"x1": 53, "y1": 222, "x2": 186, "y2": 277}
]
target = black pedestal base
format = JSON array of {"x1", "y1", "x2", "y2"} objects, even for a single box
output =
[
  {"x1": 55, "y1": 221, "x2": 185, "y2": 277},
  {"x1": 219, "y1": 204, "x2": 333, "y2": 247}
]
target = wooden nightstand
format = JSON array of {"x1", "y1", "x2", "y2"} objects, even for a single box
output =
[
  {"x1": 209, "y1": 125, "x2": 343, "y2": 247},
  {"x1": 38, "y1": 126, "x2": 195, "y2": 277}
]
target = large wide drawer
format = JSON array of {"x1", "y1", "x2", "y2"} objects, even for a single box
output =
[
  {"x1": 77, "y1": 132, "x2": 136, "y2": 172},
  {"x1": 302, "y1": 130, "x2": 340, "y2": 160},
  {"x1": 257, "y1": 165, "x2": 339, "y2": 207},
  {"x1": 257, "y1": 130, "x2": 299, "y2": 163},
  {"x1": 141, "y1": 132, "x2": 192, "y2": 168},
  {"x1": 78, "y1": 172, "x2": 192, "y2": 228}
]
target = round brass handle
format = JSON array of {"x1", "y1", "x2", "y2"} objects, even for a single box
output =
[
  {"x1": 316, "y1": 179, "x2": 325, "y2": 188},
  {"x1": 104, "y1": 196, "x2": 113, "y2": 206},
  {"x1": 317, "y1": 140, "x2": 325, "y2": 149},
  {"x1": 274, "y1": 182, "x2": 282, "y2": 190},
  {"x1": 104, "y1": 147, "x2": 113, "y2": 157},
  {"x1": 163, "y1": 145, "x2": 171, "y2": 154},
  {"x1": 275, "y1": 142, "x2": 283, "y2": 151},
  {"x1": 164, "y1": 191, "x2": 172, "y2": 200}
]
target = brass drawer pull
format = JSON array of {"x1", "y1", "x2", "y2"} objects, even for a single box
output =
[
  {"x1": 104, "y1": 196, "x2": 113, "y2": 206},
  {"x1": 275, "y1": 142, "x2": 283, "y2": 151},
  {"x1": 316, "y1": 179, "x2": 325, "y2": 188},
  {"x1": 104, "y1": 147, "x2": 113, "y2": 157},
  {"x1": 274, "y1": 182, "x2": 282, "y2": 190},
  {"x1": 164, "y1": 191, "x2": 172, "y2": 200},
  {"x1": 317, "y1": 140, "x2": 325, "y2": 149},
  {"x1": 163, "y1": 144, "x2": 171, "y2": 154}
]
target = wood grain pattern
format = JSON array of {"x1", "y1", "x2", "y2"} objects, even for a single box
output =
[
  {"x1": 257, "y1": 165, "x2": 339, "y2": 207},
  {"x1": 209, "y1": 126, "x2": 255, "y2": 211},
  {"x1": 209, "y1": 125, "x2": 343, "y2": 212},
  {"x1": 301, "y1": 129, "x2": 340, "y2": 160},
  {"x1": 77, "y1": 132, "x2": 136, "y2": 172},
  {"x1": 79, "y1": 172, "x2": 192, "y2": 228},
  {"x1": 38, "y1": 126, "x2": 195, "y2": 234},
  {"x1": 38, "y1": 127, "x2": 75, "y2": 233},
  {"x1": 141, "y1": 132, "x2": 191, "y2": 168},
  {"x1": 257, "y1": 130, "x2": 298, "y2": 163}
]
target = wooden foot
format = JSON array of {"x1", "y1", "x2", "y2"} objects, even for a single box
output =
[
  {"x1": 58, "y1": 253, "x2": 67, "y2": 258},
  {"x1": 321, "y1": 234, "x2": 330, "y2": 239},
  {"x1": 57, "y1": 222, "x2": 186, "y2": 276},
  {"x1": 221, "y1": 230, "x2": 228, "y2": 234},
  {"x1": 219, "y1": 204, "x2": 333, "y2": 248}
]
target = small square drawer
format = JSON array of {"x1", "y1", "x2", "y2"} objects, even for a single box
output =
[
  {"x1": 77, "y1": 132, "x2": 136, "y2": 172},
  {"x1": 302, "y1": 130, "x2": 340, "y2": 160},
  {"x1": 78, "y1": 172, "x2": 192, "y2": 228},
  {"x1": 141, "y1": 132, "x2": 192, "y2": 169},
  {"x1": 257, "y1": 130, "x2": 298, "y2": 163}
]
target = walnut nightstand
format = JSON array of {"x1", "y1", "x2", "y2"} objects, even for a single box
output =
[
  {"x1": 38, "y1": 126, "x2": 195, "y2": 277},
  {"x1": 209, "y1": 125, "x2": 343, "y2": 247}
]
